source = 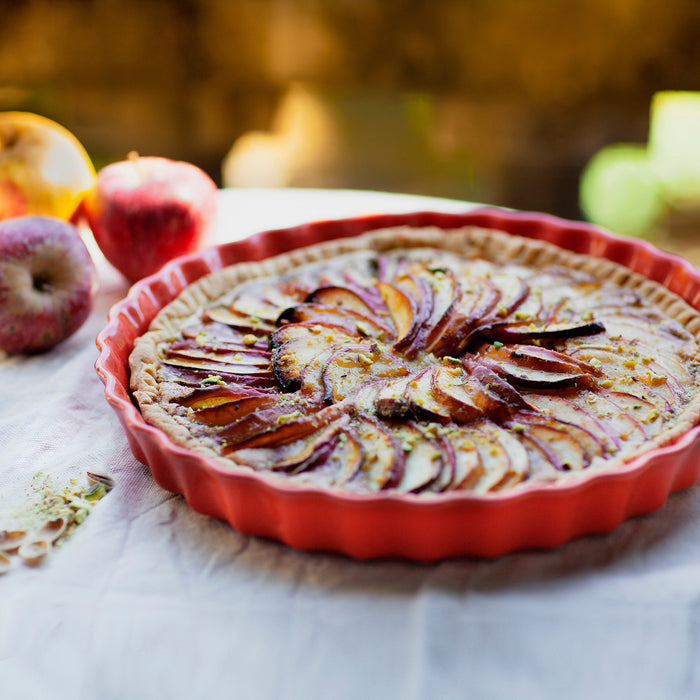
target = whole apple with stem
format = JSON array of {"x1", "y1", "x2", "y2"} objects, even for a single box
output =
[
  {"x1": 0, "y1": 216, "x2": 98, "y2": 354},
  {"x1": 81, "y1": 153, "x2": 218, "y2": 283},
  {"x1": 0, "y1": 112, "x2": 96, "y2": 222}
]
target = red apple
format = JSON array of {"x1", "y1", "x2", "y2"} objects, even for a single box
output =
[
  {"x1": 82, "y1": 154, "x2": 218, "y2": 283},
  {"x1": 0, "y1": 216, "x2": 98, "y2": 354}
]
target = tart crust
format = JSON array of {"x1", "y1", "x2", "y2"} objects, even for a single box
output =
[{"x1": 129, "y1": 226, "x2": 700, "y2": 493}]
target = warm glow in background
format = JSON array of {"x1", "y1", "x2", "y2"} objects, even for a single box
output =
[{"x1": 2, "y1": 0, "x2": 699, "y2": 250}]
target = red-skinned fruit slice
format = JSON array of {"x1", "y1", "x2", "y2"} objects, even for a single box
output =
[
  {"x1": 476, "y1": 319, "x2": 605, "y2": 344},
  {"x1": 321, "y1": 343, "x2": 408, "y2": 404},
  {"x1": 277, "y1": 303, "x2": 392, "y2": 340},
  {"x1": 230, "y1": 423, "x2": 340, "y2": 472},
  {"x1": 159, "y1": 363, "x2": 278, "y2": 389},
  {"x1": 566, "y1": 391, "x2": 646, "y2": 445},
  {"x1": 270, "y1": 322, "x2": 357, "y2": 392},
  {"x1": 188, "y1": 394, "x2": 283, "y2": 427},
  {"x1": 468, "y1": 423, "x2": 513, "y2": 493},
  {"x1": 515, "y1": 422, "x2": 586, "y2": 472},
  {"x1": 523, "y1": 392, "x2": 621, "y2": 453},
  {"x1": 430, "y1": 364, "x2": 484, "y2": 423},
  {"x1": 311, "y1": 430, "x2": 365, "y2": 486},
  {"x1": 219, "y1": 401, "x2": 350, "y2": 452},
  {"x1": 404, "y1": 367, "x2": 453, "y2": 423},
  {"x1": 305, "y1": 286, "x2": 379, "y2": 316},
  {"x1": 377, "y1": 281, "x2": 415, "y2": 343},
  {"x1": 392, "y1": 423, "x2": 444, "y2": 493},
  {"x1": 513, "y1": 412, "x2": 605, "y2": 465},
  {"x1": 345, "y1": 416, "x2": 405, "y2": 492},
  {"x1": 477, "y1": 421, "x2": 531, "y2": 490},
  {"x1": 373, "y1": 375, "x2": 414, "y2": 419},
  {"x1": 447, "y1": 430, "x2": 485, "y2": 490},
  {"x1": 428, "y1": 278, "x2": 500, "y2": 356},
  {"x1": 203, "y1": 307, "x2": 276, "y2": 335}
]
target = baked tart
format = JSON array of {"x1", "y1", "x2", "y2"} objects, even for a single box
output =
[{"x1": 129, "y1": 225, "x2": 700, "y2": 496}]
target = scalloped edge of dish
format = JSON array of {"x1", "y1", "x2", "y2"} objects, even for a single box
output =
[{"x1": 95, "y1": 207, "x2": 700, "y2": 560}]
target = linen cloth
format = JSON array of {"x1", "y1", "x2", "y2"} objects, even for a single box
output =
[{"x1": 2, "y1": 189, "x2": 700, "y2": 700}]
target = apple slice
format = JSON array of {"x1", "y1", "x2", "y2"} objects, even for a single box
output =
[
  {"x1": 467, "y1": 423, "x2": 514, "y2": 493},
  {"x1": 345, "y1": 416, "x2": 405, "y2": 491},
  {"x1": 428, "y1": 277, "x2": 500, "y2": 356},
  {"x1": 514, "y1": 421, "x2": 586, "y2": 472},
  {"x1": 160, "y1": 355, "x2": 273, "y2": 377},
  {"x1": 478, "y1": 319, "x2": 605, "y2": 344},
  {"x1": 182, "y1": 324, "x2": 269, "y2": 352},
  {"x1": 270, "y1": 321, "x2": 356, "y2": 391},
  {"x1": 424, "y1": 433, "x2": 458, "y2": 492},
  {"x1": 462, "y1": 360, "x2": 530, "y2": 418},
  {"x1": 159, "y1": 363, "x2": 278, "y2": 389},
  {"x1": 176, "y1": 384, "x2": 275, "y2": 409},
  {"x1": 230, "y1": 423, "x2": 341, "y2": 472},
  {"x1": 374, "y1": 375, "x2": 414, "y2": 419},
  {"x1": 566, "y1": 345, "x2": 680, "y2": 403},
  {"x1": 277, "y1": 302, "x2": 392, "y2": 339},
  {"x1": 565, "y1": 390, "x2": 646, "y2": 445},
  {"x1": 219, "y1": 401, "x2": 349, "y2": 452},
  {"x1": 322, "y1": 344, "x2": 409, "y2": 404},
  {"x1": 404, "y1": 367, "x2": 453, "y2": 423},
  {"x1": 444, "y1": 430, "x2": 485, "y2": 490},
  {"x1": 598, "y1": 390, "x2": 664, "y2": 438},
  {"x1": 482, "y1": 274, "x2": 530, "y2": 323},
  {"x1": 476, "y1": 356, "x2": 596, "y2": 390},
  {"x1": 479, "y1": 343, "x2": 601, "y2": 375},
  {"x1": 477, "y1": 421, "x2": 531, "y2": 490},
  {"x1": 377, "y1": 281, "x2": 415, "y2": 342},
  {"x1": 392, "y1": 423, "x2": 445, "y2": 493},
  {"x1": 421, "y1": 268, "x2": 460, "y2": 350},
  {"x1": 430, "y1": 364, "x2": 483, "y2": 423},
  {"x1": 203, "y1": 307, "x2": 276, "y2": 335},
  {"x1": 306, "y1": 285, "x2": 379, "y2": 316},
  {"x1": 188, "y1": 393, "x2": 284, "y2": 427},
  {"x1": 393, "y1": 273, "x2": 435, "y2": 356},
  {"x1": 165, "y1": 344, "x2": 271, "y2": 368},
  {"x1": 523, "y1": 392, "x2": 621, "y2": 453},
  {"x1": 514, "y1": 412, "x2": 605, "y2": 465}
]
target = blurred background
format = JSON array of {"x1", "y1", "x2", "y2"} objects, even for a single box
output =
[{"x1": 1, "y1": 0, "x2": 699, "y2": 250}]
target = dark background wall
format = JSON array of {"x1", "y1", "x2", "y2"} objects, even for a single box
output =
[{"x1": 1, "y1": 0, "x2": 699, "y2": 220}]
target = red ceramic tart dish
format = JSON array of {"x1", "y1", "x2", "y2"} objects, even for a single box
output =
[{"x1": 96, "y1": 208, "x2": 700, "y2": 561}]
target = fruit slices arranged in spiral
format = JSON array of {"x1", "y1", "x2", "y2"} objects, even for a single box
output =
[{"x1": 149, "y1": 246, "x2": 700, "y2": 494}]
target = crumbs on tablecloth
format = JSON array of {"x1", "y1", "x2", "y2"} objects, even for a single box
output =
[{"x1": 0, "y1": 471, "x2": 114, "y2": 574}]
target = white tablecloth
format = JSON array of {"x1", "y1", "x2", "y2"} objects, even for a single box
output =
[{"x1": 2, "y1": 189, "x2": 700, "y2": 700}]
